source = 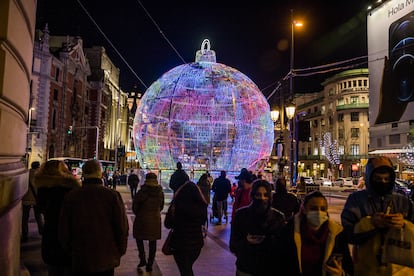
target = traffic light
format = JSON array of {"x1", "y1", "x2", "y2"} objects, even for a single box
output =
[{"x1": 67, "y1": 125, "x2": 73, "y2": 135}]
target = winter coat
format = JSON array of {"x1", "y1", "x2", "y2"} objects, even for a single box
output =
[
  {"x1": 169, "y1": 169, "x2": 189, "y2": 192},
  {"x1": 164, "y1": 189, "x2": 207, "y2": 253},
  {"x1": 272, "y1": 191, "x2": 300, "y2": 220},
  {"x1": 128, "y1": 173, "x2": 139, "y2": 188},
  {"x1": 279, "y1": 214, "x2": 353, "y2": 276},
  {"x1": 229, "y1": 205, "x2": 285, "y2": 275},
  {"x1": 197, "y1": 174, "x2": 212, "y2": 204},
  {"x1": 341, "y1": 156, "x2": 414, "y2": 275},
  {"x1": 35, "y1": 174, "x2": 80, "y2": 265},
  {"x1": 132, "y1": 178, "x2": 164, "y2": 240},
  {"x1": 59, "y1": 178, "x2": 129, "y2": 273},
  {"x1": 212, "y1": 176, "x2": 232, "y2": 201}
]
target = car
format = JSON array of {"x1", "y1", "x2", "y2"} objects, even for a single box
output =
[
  {"x1": 394, "y1": 179, "x2": 411, "y2": 196},
  {"x1": 315, "y1": 177, "x2": 332, "y2": 187},
  {"x1": 334, "y1": 177, "x2": 354, "y2": 188},
  {"x1": 302, "y1": 177, "x2": 314, "y2": 185}
]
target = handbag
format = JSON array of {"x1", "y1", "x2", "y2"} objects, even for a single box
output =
[
  {"x1": 162, "y1": 229, "x2": 174, "y2": 255},
  {"x1": 382, "y1": 221, "x2": 414, "y2": 267}
]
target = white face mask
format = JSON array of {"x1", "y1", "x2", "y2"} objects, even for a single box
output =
[{"x1": 306, "y1": 210, "x2": 328, "y2": 228}]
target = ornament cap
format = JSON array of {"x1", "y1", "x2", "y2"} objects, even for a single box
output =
[{"x1": 195, "y1": 39, "x2": 216, "y2": 62}]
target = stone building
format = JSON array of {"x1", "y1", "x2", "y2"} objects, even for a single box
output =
[
  {"x1": 0, "y1": 1, "x2": 37, "y2": 274},
  {"x1": 295, "y1": 68, "x2": 369, "y2": 179}
]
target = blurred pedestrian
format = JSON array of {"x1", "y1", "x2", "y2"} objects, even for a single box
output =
[
  {"x1": 59, "y1": 159, "x2": 128, "y2": 276},
  {"x1": 272, "y1": 178, "x2": 301, "y2": 221},
  {"x1": 231, "y1": 168, "x2": 254, "y2": 222},
  {"x1": 112, "y1": 170, "x2": 120, "y2": 190},
  {"x1": 35, "y1": 160, "x2": 80, "y2": 276},
  {"x1": 341, "y1": 156, "x2": 414, "y2": 275},
  {"x1": 279, "y1": 191, "x2": 353, "y2": 276},
  {"x1": 164, "y1": 181, "x2": 208, "y2": 276},
  {"x1": 197, "y1": 172, "x2": 212, "y2": 205},
  {"x1": 128, "y1": 170, "x2": 140, "y2": 200},
  {"x1": 356, "y1": 173, "x2": 365, "y2": 191},
  {"x1": 230, "y1": 179, "x2": 286, "y2": 275},
  {"x1": 230, "y1": 182, "x2": 237, "y2": 202},
  {"x1": 169, "y1": 162, "x2": 189, "y2": 193},
  {"x1": 21, "y1": 161, "x2": 44, "y2": 243},
  {"x1": 132, "y1": 172, "x2": 164, "y2": 272},
  {"x1": 211, "y1": 170, "x2": 232, "y2": 225}
]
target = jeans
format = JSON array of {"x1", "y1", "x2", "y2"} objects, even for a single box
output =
[{"x1": 136, "y1": 239, "x2": 157, "y2": 265}]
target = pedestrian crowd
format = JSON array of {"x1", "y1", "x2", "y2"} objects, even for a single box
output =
[{"x1": 22, "y1": 156, "x2": 414, "y2": 275}]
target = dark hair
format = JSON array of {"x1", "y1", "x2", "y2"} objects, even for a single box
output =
[
  {"x1": 31, "y1": 161, "x2": 40, "y2": 169},
  {"x1": 250, "y1": 179, "x2": 272, "y2": 202},
  {"x1": 177, "y1": 162, "x2": 182, "y2": 170},
  {"x1": 275, "y1": 178, "x2": 287, "y2": 193},
  {"x1": 175, "y1": 181, "x2": 207, "y2": 205},
  {"x1": 220, "y1": 170, "x2": 226, "y2": 177},
  {"x1": 303, "y1": 190, "x2": 327, "y2": 207}
]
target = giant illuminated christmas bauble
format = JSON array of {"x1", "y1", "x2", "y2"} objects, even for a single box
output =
[{"x1": 133, "y1": 39, "x2": 273, "y2": 171}]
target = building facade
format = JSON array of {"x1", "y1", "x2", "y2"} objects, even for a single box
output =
[
  {"x1": 296, "y1": 68, "x2": 369, "y2": 180},
  {"x1": 0, "y1": 1, "x2": 37, "y2": 274},
  {"x1": 30, "y1": 28, "x2": 131, "y2": 172}
]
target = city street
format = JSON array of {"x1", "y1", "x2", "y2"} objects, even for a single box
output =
[{"x1": 21, "y1": 185, "x2": 348, "y2": 276}]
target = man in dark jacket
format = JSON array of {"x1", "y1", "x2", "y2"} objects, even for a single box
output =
[
  {"x1": 128, "y1": 170, "x2": 139, "y2": 200},
  {"x1": 341, "y1": 156, "x2": 414, "y2": 275},
  {"x1": 230, "y1": 179, "x2": 285, "y2": 275},
  {"x1": 59, "y1": 159, "x2": 129, "y2": 275},
  {"x1": 169, "y1": 162, "x2": 189, "y2": 193},
  {"x1": 272, "y1": 178, "x2": 300, "y2": 221},
  {"x1": 212, "y1": 170, "x2": 232, "y2": 224}
]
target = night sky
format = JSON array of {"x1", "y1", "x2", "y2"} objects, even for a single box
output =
[{"x1": 35, "y1": 0, "x2": 372, "y2": 97}]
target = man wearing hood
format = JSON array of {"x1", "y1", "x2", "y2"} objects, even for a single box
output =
[
  {"x1": 230, "y1": 179, "x2": 285, "y2": 275},
  {"x1": 341, "y1": 156, "x2": 414, "y2": 275}
]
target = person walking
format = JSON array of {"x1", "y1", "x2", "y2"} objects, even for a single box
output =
[
  {"x1": 341, "y1": 156, "x2": 414, "y2": 275},
  {"x1": 128, "y1": 170, "x2": 140, "y2": 200},
  {"x1": 35, "y1": 160, "x2": 80, "y2": 276},
  {"x1": 59, "y1": 159, "x2": 129, "y2": 276},
  {"x1": 132, "y1": 172, "x2": 164, "y2": 272},
  {"x1": 272, "y1": 178, "x2": 301, "y2": 221},
  {"x1": 231, "y1": 168, "x2": 254, "y2": 222},
  {"x1": 279, "y1": 190, "x2": 353, "y2": 276},
  {"x1": 112, "y1": 170, "x2": 120, "y2": 190},
  {"x1": 169, "y1": 162, "x2": 190, "y2": 193},
  {"x1": 211, "y1": 170, "x2": 232, "y2": 225},
  {"x1": 21, "y1": 161, "x2": 44, "y2": 243},
  {"x1": 229, "y1": 179, "x2": 286, "y2": 275},
  {"x1": 197, "y1": 172, "x2": 212, "y2": 205},
  {"x1": 164, "y1": 181, "x2": 208, "y2": 276}
]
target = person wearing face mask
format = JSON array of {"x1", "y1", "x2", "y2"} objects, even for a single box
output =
[
  {"x1": 230, "y1": 179, "x2": 286, "y2": 275},
  {"x1": 341, "y1": 156, "x2": 414, "y2": 275},
  {"x1": 279, "y1": 191, "x2": 353, "y2": 276}
]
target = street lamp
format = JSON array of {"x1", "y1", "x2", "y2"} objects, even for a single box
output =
[
  {"x1": 26, "y1": 107, "x2": 35, "y2": 167},
  {"x1": 289, "y1": 10, "x2": 303, "y2": 101},
  {"x1": 285, "y1": 102, "x2": 296, "y2": 186}
]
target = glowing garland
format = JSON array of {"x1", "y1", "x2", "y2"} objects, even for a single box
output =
[
  {"x1": 398, "y1": 143, "x2": 414, "y2": 165},
  {"x1": 319, "y1": 132, "x2": 340, "y2": 165}
]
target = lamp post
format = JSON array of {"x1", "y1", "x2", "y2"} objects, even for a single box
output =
[
  {"x1": 289, "y1": 10, "x2": 303, "y2": 101},
  {"x1": 27, "y1": 107, "x2": 35, "y2": 167},
  {"x1": 285, "y1": 103, "x2": 296, "y2": 186}
]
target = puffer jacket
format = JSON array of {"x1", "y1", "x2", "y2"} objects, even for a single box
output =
[
  {"x1": 341, "y1": 156, "x2": 414, "y2": 275},
  {"x1": 133, "y1": 178, "x2": 164, "y2": 240},
  {"x1": 59, "y1": 178, "x2": 129, "y2": 273},
  {"x1": 229, "y1": 205, "x2": 285, "y2": 275},
  {"x1": 35, "y1": 174, "x2": 80, "y2": 265}
]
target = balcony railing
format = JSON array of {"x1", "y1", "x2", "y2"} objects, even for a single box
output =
[{"x1": 336, "y1": 103, "x2": 369, "y2": 111}]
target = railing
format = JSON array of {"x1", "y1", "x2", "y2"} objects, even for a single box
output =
[{"x1": 336, "y1": 103, "x2": 369, "y2": 111}]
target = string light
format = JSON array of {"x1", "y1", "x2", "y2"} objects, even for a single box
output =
[
  {"x1": 320, "y1": 132, "x2": 340, "y2": 165},
  {"x1": 398, "y1": 143, "x2": 414, "y2": 165}
]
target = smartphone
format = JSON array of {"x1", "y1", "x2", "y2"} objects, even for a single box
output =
[{"x1": 326, "y1": 253, "x2": 343, "y2": 267}]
